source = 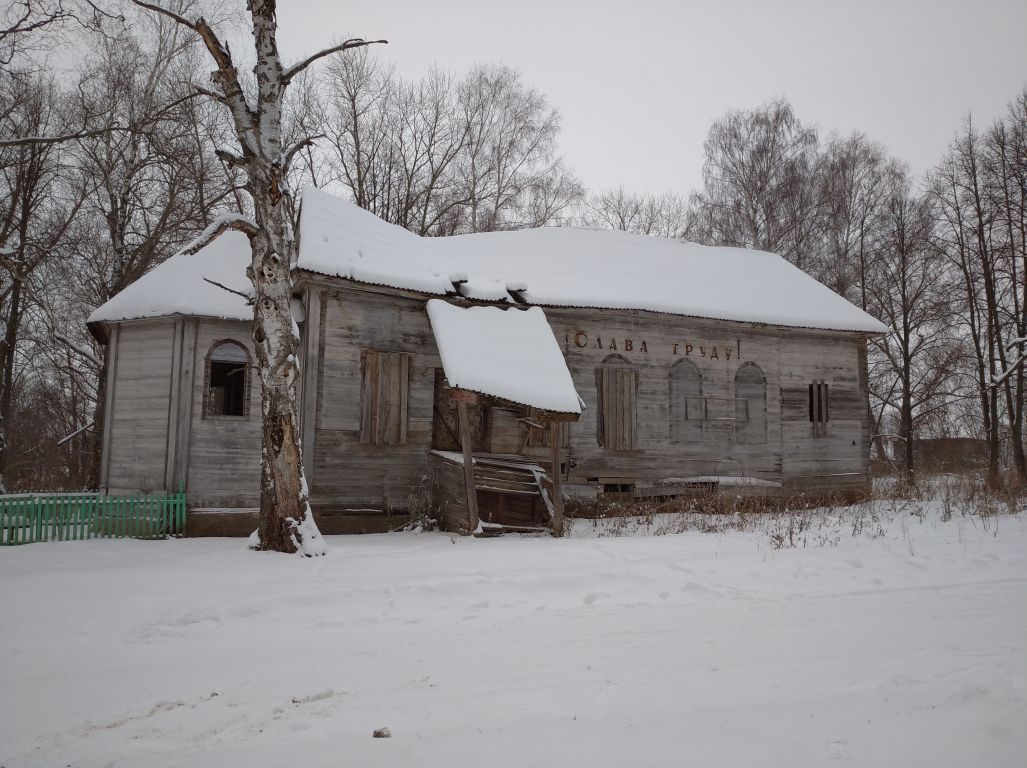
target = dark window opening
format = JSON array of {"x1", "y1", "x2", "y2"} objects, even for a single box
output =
[
  {"x1": 207, "y1": 341, "x2": 249, "y2": 418},
  {"x1": 209, "y1": 360, "x2": 247, "y2": 416},
  {"x1": 603, "y1": 483, "x2": 634, "y2": 494},
  {"x1": 808, "y1": 380, "x2": 830, "y2": 436}
]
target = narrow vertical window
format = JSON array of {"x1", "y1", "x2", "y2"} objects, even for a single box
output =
[
  {"x1": 809, "y1": 380, "x2": 829, "y2": 436},
  {"x1": 669, "y1": 359, "x2": 703, "y2": 443},
  {"x1": 205, "y1": 340, "x2": 250, "y2": 418},
  {"x1": 596, "y1": 354, "x2": 637, "y2": 450},
  {"x1": 360, "y1": 349, "x2": 412, "y2": 445},
  {"x1": 734, "y1": 364, "x2": 767, "y2": 444}
]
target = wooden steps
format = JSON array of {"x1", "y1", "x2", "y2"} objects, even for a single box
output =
[{"x1": 429, "y1": 451, "x2": 559, "y2": 535}]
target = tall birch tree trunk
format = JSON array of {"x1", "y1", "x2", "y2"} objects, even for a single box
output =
[{"x1": 132, "y1": 0, "x2": 384, "y2": 554}]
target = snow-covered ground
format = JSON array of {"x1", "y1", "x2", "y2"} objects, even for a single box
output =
[{"x1": 1, "y1": 503, "x2": 1024, "y2": 767}]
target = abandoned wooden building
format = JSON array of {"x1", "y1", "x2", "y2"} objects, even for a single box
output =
[{"x1": 87, "y1": 187, "x2": 887, "y2": 534}]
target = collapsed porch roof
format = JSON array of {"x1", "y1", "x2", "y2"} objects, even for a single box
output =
[{"x1": 426, "y1": 299, "x2": 583, "y2": 416}]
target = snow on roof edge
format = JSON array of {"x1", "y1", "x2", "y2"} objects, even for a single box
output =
[{"x1": 293, "y1": 266, "x2": 884, "y2": 336}]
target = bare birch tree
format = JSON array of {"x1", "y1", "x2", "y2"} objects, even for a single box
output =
[
  {"x1": 930, "y1": 103, "x2": 1027, "y2": 485},
  {"x1": 580, "y1": 186, "x2": 689, "y2": 237},
  {"x1": 865, "y1": 172, "x2": 955, "y2": 483},
  {"x1": 686, "y1": 98, "x2": 823, "y2": 272},
  {"x1": 129, "y1": 0, "x2": 384, "y2": 554},
  {"x1": 0, "y1": 73, "x2": 85, "y2": 492}
]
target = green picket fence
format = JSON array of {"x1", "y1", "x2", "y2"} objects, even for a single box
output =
[{"x1": 0, "y1": 491, "x2": 187, "y2": 545}]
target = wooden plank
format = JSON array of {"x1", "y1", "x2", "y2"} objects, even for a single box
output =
[
  {"x1": 550, "y1": 422, "x2": 564, "y2": 536},
  {"x1": 98, "y1": 323, "x2": 120, "y2": 489},
  {"x1": 106, "y1": 320, "x2": 176, "y2": 491},
  {"x1": 163, "y1": 318, "x2": 184, "y2": 490},
  {"x1": 398, "y1": 352, "x2": 410, "y2": 445},
  {"x1": 171, "y1": 318, "x2": 198, "y2": 493},
  {"x1": 299, "y1": 288, "x2": 323, "y2": 483},
  {"x1": 449, "y1": 389, "x2": 482, "y2": 404},
  {"x1": 359, "y1": 348, "x2": 377, "y2": 444},
  {"x1": 457, "y1": 399, "x2": 479, "y2": 533}
]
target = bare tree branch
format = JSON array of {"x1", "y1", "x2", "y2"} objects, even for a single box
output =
[
  {"x1": 282, "y1": 134, "x2": 323, "y2": 170},
  {"x1": 282, "y1": 38, "x2": 387, "y2": 83},
  {"x1": 202, "y1": 276, "x2": 251, "y2": 300},
  {"x1": 181, "y1": 214, "x2": 258, "y2": 255}
]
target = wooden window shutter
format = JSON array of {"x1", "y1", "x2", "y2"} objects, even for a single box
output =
[
  {"x1": 598, "y1": 364, "x2": 637, "y2": 450},
  {"x1": 360, "y1": 349, "x2": 411, "y2": 445}
]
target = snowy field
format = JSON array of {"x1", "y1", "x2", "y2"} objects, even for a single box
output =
[{"x1": 1, "y1": 502, "x2": 1025, "y2": 767}]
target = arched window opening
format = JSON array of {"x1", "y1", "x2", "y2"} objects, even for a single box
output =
[
  {"x1": 206, "y1": 340, "x2": 250, "y2": 418},
  {"x1": 596, "y1": 354, "x2": 638, "y2": 450},
  {"x1": 670, "y1": 359, "x2": 703, "y2": 443},
  {"x1": 734, "y1": 363, "x2": 767, "y2": 444}
]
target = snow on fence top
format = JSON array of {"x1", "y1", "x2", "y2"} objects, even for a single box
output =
[
  {"x1": 90, "y1": 186, "x2": 887, "y2": 334},
  {"x1": 426, "y1": 300, "x2": 582, "y2": 414}
]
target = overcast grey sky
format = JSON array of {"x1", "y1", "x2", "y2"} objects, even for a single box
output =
[{"x1": 276, "y1": 0, "x2": 1027, "y2": 195}]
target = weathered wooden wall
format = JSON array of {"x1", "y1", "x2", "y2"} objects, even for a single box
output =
[
  {"x1": 542, "y1": 309, "x2": 871, "y2": 494},
  {"x1": 103, "y1": 319, "x2": 176, "y2": 493},
  {"x1": 101, "y1": 316, "x2": 261, "y2": 507},
  {"x1": 309, "y1": 282, "x2": 873, "y2": 512},
  {"x1": 184, "y1": 318, "x2": 261, "y2": 507},
  {"x1": 544, "y1": 309, "x2": 785, "y2": 488},
  {"x1": 100, "y1": 279, "x2": 873, "y2": 513},
  {"x1": 312, "y1": 286, "x2": 441, "y2": 512}
]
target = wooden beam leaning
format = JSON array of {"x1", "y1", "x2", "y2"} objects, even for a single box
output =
[
  {"x1": 549, "y1": 421, "x2": 564, "y2": 537},
  {"x1": 453, "y1": 390, "x2": 480, "y2": 534}
]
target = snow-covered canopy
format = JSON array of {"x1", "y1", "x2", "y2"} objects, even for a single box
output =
[
  {"x1": 426, "y1": 300, "x2": 582, "y2": 414},
  {"x1": 90, "y1": 186, "x2": 887, "y2": 334}
]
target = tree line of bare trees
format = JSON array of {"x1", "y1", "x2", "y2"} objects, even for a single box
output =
[{"x1": 2, "y1": 3, "x2": 1024, "y2": 499}]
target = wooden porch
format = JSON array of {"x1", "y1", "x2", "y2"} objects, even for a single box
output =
[{"x1": 429, "y1": 451, "x2": 562, "y2": 536}]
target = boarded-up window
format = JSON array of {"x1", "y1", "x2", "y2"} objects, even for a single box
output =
[
  {"x1": 596, "y1": 355, "x2": 637, "y2": 450},
  {"x1": 669, "y1": 359, "x2": 703, "y2": 443},
  {"x1": 809, "y1": 380, "x2": 829, "y2": 437},
  {"x1": 359, "y1": 349, "x2": 411, "y2": 445},
  {"x1": 734, "y1": 363, "x2": 767, "y2": 443}
]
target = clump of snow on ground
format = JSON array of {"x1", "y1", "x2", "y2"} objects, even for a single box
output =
[{"x1": 0, "y1": 500, "x2": 1023, "y2": 767}]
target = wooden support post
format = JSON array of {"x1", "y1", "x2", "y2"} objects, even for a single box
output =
[
  {"x1": 456, "y1": 399, "x2": 479, "y2": 533},
  {"x1": 550, "y1": 422, "x2": 564, "y2": 537}
]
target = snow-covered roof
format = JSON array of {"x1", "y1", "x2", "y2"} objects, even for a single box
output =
[
  {"x1": 296, "y1": 187, "x2": 885, "y2": 333},
  {"x1": 90, "y1": 186, "x2": 887, "y2": 334},
  {"x1": 426, "y1": 300, "x2": 582, "y2": 414},
  {"x1": 88, "y1": 230, "x2": 253, "y2": 324}
]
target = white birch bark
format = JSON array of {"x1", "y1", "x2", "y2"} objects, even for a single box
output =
[{"x1": 131, "y1": 0, "x2": 384, "y2": 554}]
